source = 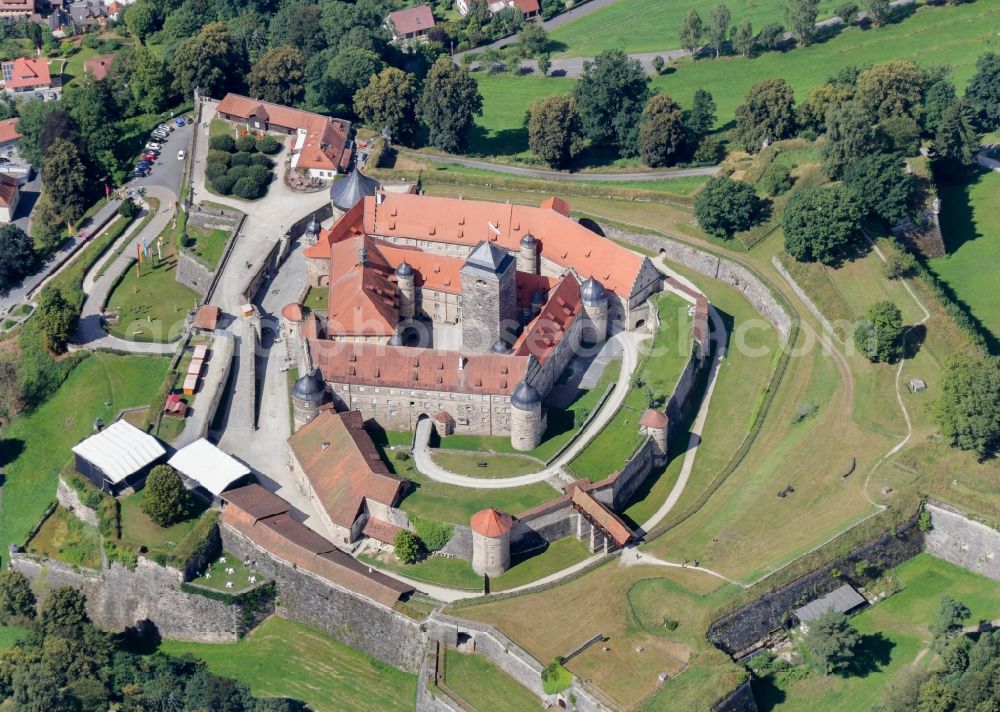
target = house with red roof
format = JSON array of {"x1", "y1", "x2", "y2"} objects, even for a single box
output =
[
  {"x1": 0, "y1": 117, "x2": 20, "y2": 149},
  {"x1": 385, "y1": 5, "x2": 436, "y2": 43},
  {"x1": 0, "y1": 174, "x2": 19, "y2": 222},
  {"x1": 83, "y1": 53, "x2": 114, "y2": 81},
  {"x1": 1, "y1": 57, "x2": 53, "y2": 94},
  {"x1": 216, "y1": 93, "x2": 352, "y2": 179},
  {"x1": 457, "y1": 0, "x2": 539, "y2": 18}
]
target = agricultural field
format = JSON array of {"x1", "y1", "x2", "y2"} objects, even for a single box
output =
[
  {"x1": 160, "y1": 617, "x2": 417, "y2": 712},
  {"x1": 757, "y1": 554, "x2": 1000, "y2": 710},
  {"x1": 0, "y1": 353, "x2": 170, "y2": 562}
]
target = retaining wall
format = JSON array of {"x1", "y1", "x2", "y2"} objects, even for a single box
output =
[
  {"x1": 10, "y1": 553, "x2": 241, "y2": 643},
  {"x1": 56, "y1": 478, "x2": 99, "y2": 527},
  {"x1": 176, "y1": 250, "x2": 214, "y2": 296},
  {"x1": 713, "y1": 680, "x2": 758, "y2": 712},
  {"x1": 924, "y1": 501, "x2": 1000, "y2": 582},
  {"x1": 220, "y1": 523, "x2": 425, "y2": 672},
  {"x1": 708, "y1": 517, "x2": 922, "y2": 655}
]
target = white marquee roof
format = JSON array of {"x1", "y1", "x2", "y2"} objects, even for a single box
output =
[
  {"x1": 168, "y1": 438, "x2": 250, "y2": 496},
  {"x1": 71, "y1": 420, "x2": 166, "y2": 484}
]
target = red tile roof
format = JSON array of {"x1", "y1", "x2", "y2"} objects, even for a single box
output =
[
  {"x1": 570, "y1": 486, "x2": 634, "y2": 547},
  {"x1": 0, "y1": 118, "x2": 20, "y2": 144},
  {"x1": 287, "y1": 410, "x2": 406, "y2": 530},
  {"x1": 281, "y1": 303, "x2": 305, "y2": 322},
  {"x1": 376, "y1": 242, "x2": 463, "y2": 294},
  {"x1": 222, "y1": 484, "x2": 291, "y2": 522},
  {"x1": 514, "y1": 0, "x2": 541, "y2": 13},
  {"x1": 193, "y1": 305, "x2": 220, "y2": 330},
  {"x1": 470, "y1": 508, "x2": 513, "y2": 537},
  {"x1": 0, "y1": 174, "x2": 16, "y2": 208},
  {"x1": 512, "y1": 275, "x2": 581, "y2": 364},
  {"x1": 83, "y1": 54, "x2": 114, "y2": 81},
  {"x1": 388, "y1": 4, "x2": 436, "y2": 36},
  {"x1": 216, "y1": 93, "x2": 351, "y2": 173},
  {"x1": 639, "y1": 409, "x2": 667, "y2": 429},
  {"x1": 2, "y1": 57, "x2": 51, "y2": 90},
  {"x1": 361, "y1": 518, "x2": 404, "y2": 545},
  {"x1": 310, "y1": 339, "x2": 528, "y2": 396},
  {"x1": 316, "y1": 194, "x2": 649, "y2": 299},
  {"x1": 325, "y1": 235, "x2": 398, "y2": 337}
]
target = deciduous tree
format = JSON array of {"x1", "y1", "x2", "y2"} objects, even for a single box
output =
[
  {"x1": 854, "y1": 300, "x2": 903, "y2": 363},
  {"x1": 248, "y1": 46, "x2": 306, "y2": 106},
  {"x1": 693, "y1": 176, "x2": 759, "y2": 238},
  {"x1": 418, "y1": 57, "x2": 483, "y2": 153},
  {"x1": 821, "y1": 100, "x2": 888, "y2": 179},
  {"x1": 141, "y1": 465, "x2": 191, "y2": 527},
  {"x1": 0, "y1": 223, "x2": 39, "y2": 292},
  {"x1": 785, "y1": 0, "x2": 818, "y2": 45},
  {"x1": 707, "y1": 4, "x2": 731, "y2": 58},
  {"x1": 38, "y1": 587, "x2": 88, "y2": 638},
  {"x1": 171, "y1": 22, "x2": 245, "y2": 99},
  {"x1": 0, "y1": 570, "x2": 35, "y2": 624},
  {"x1": 804, "y1": 610, "x2": 860, "y2": 675},
  {"x1": 731, "y1": 19, "x2": 754, "y2": 57},
  {"x1": 933, "y1": 356, "x2": 1000, "y2": 459},
  {"x1": 843, "y1": 154, "x2": 916, "y2": 226},
  {"x1": 678, "y1": 10, "x2": 704, "y2": 55},
  {"x1": 929, "y1": 596, "x2": 972, "y2": 644},
  {"x1": 354, "y1": 68, "x2": 419, "y2": 146},
  {"x1": 864, "y1": 0, "x2": 891, "y2": 25},
  {"x1": 638, "y1": 94, "x2": 688, "y2": 167},
  {"x1": 573, "y1": 49, "x2": 650, "y2": 156},
  {"x1": 527, "y1": 95, "x2": 584, "y2": 168},
  {"x1": 394, "y1": 529, "x2": 422, "y2": 564},
  {"x1": 854, "y1": 60, "x2": 924, "y2": 124},
  {"x1": 783, "y1": 184, "x2": 863, "y2": 265},
  {"x1": 966, "y1": 52, "x2": 1000, "y2": 130},
  {"x1": 733, "y1": 78, "x2": 796, "y2": 152},
  {"x1": 42, "y1": 138, "x2": 88, "y2": 226},
  {"x1": 123, "y1": 0, "x2": 162, "y2": 43},
  {"x1": 519, "y1": 23, "x2": 548, "y2": 56},
  {"x1": 34, "y1": 286, "x2": 77, "y2": 354}
]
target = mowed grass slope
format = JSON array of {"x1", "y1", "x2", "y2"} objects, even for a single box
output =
[
  {"x1": 160, "y1": 617, "x2": 417, "y2": 712},
  {"x1": 0, "y1": 353, "x2": 170, "y2": 560},
  {"x1": 443, "y1": 649, "x2": 541, "y2": 711},
  {"x1": 763, "y1": 554, "x2": 1000, "y2": 711},
  {"x1": 548, "y1": 0, "x2": 841, "y2": 56},
  {"x1": 472, "y1": 1, "x2": 1000, "y2": 158}
]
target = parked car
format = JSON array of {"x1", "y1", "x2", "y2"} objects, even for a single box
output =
[
  {"x1": 34, "y1": 92, "x2": 43, "y2": 99},
  {"x1": 158, "y1": 123, "x2": 173, "y2": 132},
  {"x1": 145, "y1": 142, "x2": 162, "y2": 151},
  {"x1": 132, "y1": 169, "x2": 148, "y2": 178},
  {"x1": 174, "y1": 117, "x2": 186, "y2": 128},
  {"x1": 152, "y1": 131, "x2": 169, "y2": 140},
  {"x1": 136, "y1": 161, "x2": 153, "y2": 168},
  {"x1": 141, "y1": 153, "x2": 158, "y2": 161},
  {"x1": 184, "y1": 115, "x2": 194, "y2": 124},
  {"x1": 177, "y1": 150, "x2": 185, "y2": 160}
]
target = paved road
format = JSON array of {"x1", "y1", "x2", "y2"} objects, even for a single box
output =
[
  {"x1": 977, "y1": 146, "x2": 1000, "y2": 172},
  {"x1": 401, "y1": 148, "x2": 718, "y2": 181},
  {"x1": 412, "y1": 330, "x2": 647, "y2": 488}
]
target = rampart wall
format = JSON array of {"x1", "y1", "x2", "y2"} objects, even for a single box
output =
[{"x1": 924, "y1": 501, "x2": 1000, "y2": 582}]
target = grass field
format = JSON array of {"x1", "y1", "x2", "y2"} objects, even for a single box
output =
[
  {"x1": 471, "y1": 1, "x2": 1000, "y2": 159},
  {"x1": 0, "y1": 353, "x2": 170, "y2": 563},
  {"x1": 491, "y1": 537, "x2": 592, "y2": 591},
  {"x1": 430, "y1": 450, "x2": 545, "y2": 477},
  {"x1": 359, "y1": 550, "x2": 483, "y2": 590},
  {"x1": 118, "y1": 488, "x2": 211, "y2": 556},
  {"x1": 758, "y1": 553, "x2": 1000, "y2": 710},
  {"x1": 932, "y1": 169, "x2": 1000, "y2": 342},
  {"x1": 160, "y1": 616, "x2": 417, "y2": 712},
  {"x1": 184, "y1": 224, "x2": 229, "y2": 270},
  {"x1": 459, "y1": 561, "x2": 744, "y2": 709},
  {"x1": 443, "y1": 649, "x2": 541, "y2": 711},
  {"x1": 27, "y1": 505, "x2": 102, "y2": 569},
  {"x1": 549, "y1": 0, "x2": 842, "y2": 56},
  {"x1": 105, "y1": 238, "x2": 198, "y2": 343},
  {"x1": 185, "y1": 552, "x2": 263, "y2": 593},
  {"x1": 0, "y1": 625, "x2": 29, "y2": 650},
  {"x1": 303, "y1": 286, "x2": 328, "y2": 312},
  {"x1": 570, "y1": 292, "x2": 693, "y2": 481}
]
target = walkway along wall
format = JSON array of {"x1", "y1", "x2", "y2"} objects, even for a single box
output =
[
  {"x1": 924, "y1": 501, "x2": 1000, "y2": 582},
  {"x1": 10, "y1": 552, "x2": 243, "y2": 643},
  {"x1": 220, "y1": 523, "x2": 426, "y2": 672}
]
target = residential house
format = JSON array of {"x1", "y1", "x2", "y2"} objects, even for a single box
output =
[
  {"x1": 385, "y1": 5, "x2": 436, "y2": 43},
  {"x1": 67, "y1": 0, "x2": 107, "y2": 28},
  {"x1": 0, "y1": 0, "x2": 33, "y2": 19},
  {"x1": 83, "y1": 53, "x2": 114, "y2": 80},
  {"x1": 0, "y1": 174, "x2": 18, "y2": 222},
  {"x1": 0, "y1": 117, "x2": 20, "y2": 150},
  {"x1": 216, "y1": 93, "x2": 353, "y2": 179},
  {"x1": 457, "y1": 0, "x2": 539, "y2": 18},
  {"x1": 105, "y1": 0, "x2": 122, "y2": 20},
  {"x1": 1, "y1": 57, "x2": 53, "y2": 94}
]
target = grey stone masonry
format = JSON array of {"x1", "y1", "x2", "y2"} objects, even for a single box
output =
[
  {"x1": 176, "y1": 250, "x2": 214, "y2": 296},
  {"x1": 220, "y1": 523, "x2": 426, "y2": 672},
  {"x1": 56, "y1": 478, "x2": 99, "y2": 527},
  {"x1": 713, "y1": 681, "x2": 759, "y2": 712},
  {"x1": 925, "y1": 502, "x2": 1000, "y2": 582},
  {"x1": 459, "y1": 242, "x2": 517, "y2": 353}
]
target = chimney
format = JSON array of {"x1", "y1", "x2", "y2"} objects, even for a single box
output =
[
  {"x1": 457, "y1": 356, "x2": 466, "y2": 371},
  {"x1": 359, "y1": 247, "x2": 368, "y2": 266}
]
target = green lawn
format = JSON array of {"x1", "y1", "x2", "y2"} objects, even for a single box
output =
[
  {"x1": 187, "y1": 551, "x2": 263, "y2": 593},
  {"x1": 184, "y1": 224, "x2": 229, "y2": 271},
  {"x1": 0, "y1": 625, "x2": 30, "y2": 650},
  {"x1": 759, "y1": 553, "x2": 1000, "y2": 711},
  {"x1": 443, "y1": 649, "x2": 541, "y2": 711},
  {"x1": 160, "y1": 616, "x2": 417, "y2": 712},
  {"x1": 105, "y1": 239, "x2": 198, "y2": 343},
  {"x1": 27, "y1": 505, "x2": 102, "y2": 570},
  {"x1": 472, "y1": 1, "x2": 1000, "y2": 158},
  {"x1": 570, "y1": 292, "x2": 693, "y2": 481},
  {"x1": 303, "y1": 285, "x2": 328, "y2": 312},
  {"x1": 549, "y1": 0, "x2": 842, "y2": 56},
  {"x1": 429, "y1": 450, "x2": 544, "y2": 478},
  {"x1": 118, "y1": 488, "x2": 211, "y2": 556},
  {"x1": 492, "y1": 537, "x2": 592, "y2": 591},
  {"x1": 359, "y1": 550, "x2": 483, "y2": 590},
  {"x1": 0, "y1": 353, "x2": 170, "y2": 563},
  {"x1": 932, "y1": 170, "x2": 1000, "y2": 343}
]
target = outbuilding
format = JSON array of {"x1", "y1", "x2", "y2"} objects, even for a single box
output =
[
  {"x1": 167, "y1": 438, "x2": 251, "y2": 500},
  {"x1": 71, "y1": 420, "x2": 166, "y2": 495},
  {"x1": 794, "y1": 584, "x2": 867, "y2": 631}
]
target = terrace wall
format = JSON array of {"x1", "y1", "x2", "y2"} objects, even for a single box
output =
[
  {"x1": 924, "y1": 501, "x2": 1000, "y2": 582},
  {"x1": 56, "y1": 478, "x2": 99, "y2": 527},
  {"x1": 176, "y1": 251, "x2": 214, "y2": 296}
]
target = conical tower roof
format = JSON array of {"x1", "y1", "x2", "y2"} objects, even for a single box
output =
[{"x1": 329, "y1": 166, "x2": 380, "y2": 211}]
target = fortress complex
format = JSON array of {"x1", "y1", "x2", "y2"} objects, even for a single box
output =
[{"x1": 290, "y1": 188, "x2": 663, "y2": 450}]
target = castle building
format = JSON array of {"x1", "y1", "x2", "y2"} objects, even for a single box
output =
[{"x1": 470, "y1": 508, "x2": 513, "y2": 577}]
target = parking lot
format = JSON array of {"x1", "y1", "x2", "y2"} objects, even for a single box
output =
[{"x1": 129, "y1": 115, "x2": 194, "y2": 200}]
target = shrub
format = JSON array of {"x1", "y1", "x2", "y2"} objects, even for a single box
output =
[
  {"x1": 206, "y1": 149, "x2": 231, "y2": 166},
  {"x1": 209, "y1": 135, "x2": 236, "y2": 152},
  {"x1": 412, "y1": 517, "x2": 454, "y2": 552},
  {"x1": 652, "y1": 55, "x2": 665, "y2": 74},
  {"x1": 246, "y1": 165, "x2": 271, "y2": 185},
  {"x1": 229, "y1": 151, "x2": 254, "y2": 167},
  {"x1": 205, "y1": 161, "x2": 228, "y2": 181},
  {"x1": 141, "y1": 464, "x2": 191, "y2": 527},
  {"x1": 250, "y1": 153, "x2": 273, "y2": 168},
  {"x1": 0, "y1": 569, "x2": 36, "y2": 623},
  {"x1": 211, "y1": 173, "x2": 236, "y2": 195},
  {"x1": 235, "y1": 134, "x2": 258, "y2": 152},
  {"x1": 118, "y1": 199, "x2": 140, "y2": 219},
  {"x1": 759, "y1": 163, "x2": 794, "y2": 196},
  {"x1": 226, "y1": 165, "x2": 251, "y2": 184},
  {"x1": 691, "y1": 135, "x2": 725, "y2": 166},
  {"x1": 256, "y1": 135, "x2": 281, "y2": 154},
  {"x1": 882, "y1": 251, "x2": 917, "y2": 280},
  {"x1": 792, "y1": 401, "x2": 818, "y2": 423},
  {"x1": 232, "y1": 176, "x2": 266, "y2": 200},
  {"x1": 394, "y1": 529, "x2": 423, "y2": 564}
]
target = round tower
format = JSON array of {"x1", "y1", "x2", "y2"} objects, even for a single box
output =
[
  {"x1": 510, "y1": 381, "x2": 543, "y2": 451},
  {"x1": 580, "y1": 276, "x2": 609, "y2": 344},
  {"x1": 639, "y1": 408, "x2": 668, "y2": 455},
  {"x1": 396, "y1": 261, "x2": 415, "y2": 320},
  {"x1": 291, "y1": 368, "x2": 325, "y2": 430},
  {"x1": 518, "y1": 233, "x2": 538, "y2": 274},
  {"x1": 470, "y1": 508, "x2": 513, "y2": 577}
]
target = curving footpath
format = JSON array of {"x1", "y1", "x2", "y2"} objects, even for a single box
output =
[
  {"x1": 411, "y1": 330, "x2": 648, "y2": 488},
  {"x1": 72, "y1": 185, "x2": 180, "y2": 355}
]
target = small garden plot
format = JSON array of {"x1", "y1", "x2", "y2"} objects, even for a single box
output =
[
  {"x1": 27, "y1": 505, "x2": 102, "y2": 569},
  {"x1": 205, "y1": 133, "x2": 280, "y2": 200},
  {"x1": 188, "y1": 552, "x2": 264, "y2": 593}
]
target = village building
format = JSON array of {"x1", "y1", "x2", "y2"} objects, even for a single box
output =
[
  {"x1": 794, "y1": 584, "x2": 867, "y2": 631},
  {"x1": 82, "y1": 53, "x2": 115, "y2": 80},
  {"x1": 0, "y1": 117, "x2": 19, "y2": 151},
  {"x1": 457, "y1": 0, "x2": 539, "y2": 18},
  {"x1": 1, "y1": 57, "x2": 52, "y2": 94},
  {"x1": 287, "y1": 409, "x2": 408, "y2": 547},
  {"x1": 0, "y1": 174, "x2": 19, "y2": 222},
  {"x1": 385, "y1": 4, "x2": 436, "y2": 43},
  {"x1": 71, "y1": 420, "x2": 166, "y2": 495},
  {"x1": 215, "y1": 93, "x2": 353, "y2": 179}
]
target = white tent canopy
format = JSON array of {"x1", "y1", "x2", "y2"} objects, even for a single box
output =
[
  {"x1": 168, "y1": 438, "x2": 250, "y2": 496},
  {"x1": 72, "y1": 421, "x2": 166, "y2": 484}
]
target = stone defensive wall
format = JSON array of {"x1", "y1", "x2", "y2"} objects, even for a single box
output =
[
  {"x1": 10, "y1": 552, "x2": 244, "y2": 643},
  {"x1": 220, "y1": 522, "x2": 426, "y2": 672},
  {"x1": 924, "y1": 500, "x2": 1000, "y2": 582},
  {"x1": 175, "y1": 205, "x2": 246, "y2": 298}
]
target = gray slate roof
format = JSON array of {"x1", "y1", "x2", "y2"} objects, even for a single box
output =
[
  {"x1": 329, "y1": 166, "x2": 380, "y2": 211},
  {"x1": 794, "y1": 584, "x2": 866, "y2": 624},
  {"x1": 461, "y1": 241, "x2": 513, "y2": 275}
]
